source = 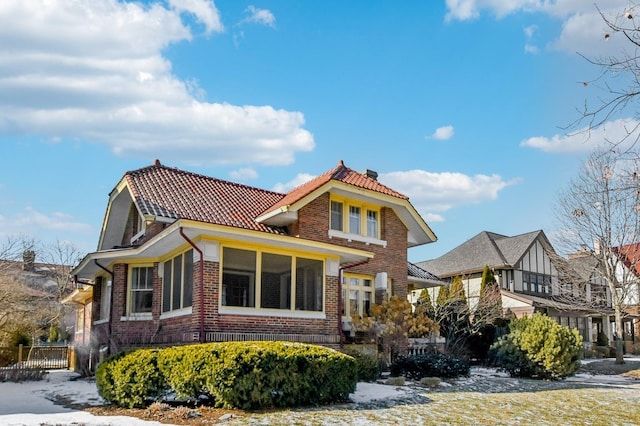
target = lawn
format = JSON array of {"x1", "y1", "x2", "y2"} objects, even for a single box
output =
[{"x1": 86, "y1": 360, "x2": 640, "y2": 425}]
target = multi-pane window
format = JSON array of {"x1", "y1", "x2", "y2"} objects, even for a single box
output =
[
  {"x1": 349, "y1": 206, "x2": 361, "y2": 234},
  {"x1": 330, "y1": 201, "x2": 343, "y2": 231},
  {"x1": 342, "y1": 275, "x2": 373, "y2": 318},
  {"x1": 130, "y1": 266, "x2": 154, "y2": 314},
  {"x1": 523, "y1": 272, "x2": 551, "y2": 294},
  {"x1": 222, "y1": 247, "x2": 323, "y2": 312},
  {"x1": 162, "y1": 249, "x2": 193, "y2": 313},
  {"x1": 330, "y1": 198, "x2": 380, "y2": 239},
  {"x1": 366, "y1": 210, "x2": 378, "y2": 238}
]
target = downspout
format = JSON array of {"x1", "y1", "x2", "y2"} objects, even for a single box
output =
[
  {"x1": 94, "y1": 260, "x2": 115, "y2": 354},
  {"x1": 338, "y1": 259, "x2": 371, "y2": 348},
  {"x1": 180, "y1": 227, "x2": 205, "y2": 343}
]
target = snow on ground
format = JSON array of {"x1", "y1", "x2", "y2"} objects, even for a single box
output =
[
  {"x1": 1, "y1": 358, "x2": 639, "y2": 426},
  {"x1": 0, "y1": 370, "x2": 411, "y2": 426}
]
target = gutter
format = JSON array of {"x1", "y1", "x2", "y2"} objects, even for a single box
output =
[
  {"x1": 338, "y1": 259, "x2": 371, "y2": 347},
  {"x1": 180, "y1": 227, "x2": 205, "y2": 343}
]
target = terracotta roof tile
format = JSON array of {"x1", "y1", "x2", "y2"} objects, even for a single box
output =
[
  {"x1": 262, "y1": 160, "x2": 408, "y2": 216},
  {"x1": 124, "y1": 162, "x2": 287, "y2": 234}
]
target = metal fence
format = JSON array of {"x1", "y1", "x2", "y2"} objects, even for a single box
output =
[{"x1": 0, "y1": 345, "x2": 70, "y2": 370}]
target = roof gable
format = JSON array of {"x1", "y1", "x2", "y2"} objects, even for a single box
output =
[
  {"x1": 260, "y1": 160, "x2": 408, "y2": 217},
  {"x1": 417, "y1": 230, "x2": 550, "y2": 278},
  {"x1": 99, "y1": 161, "x2": 288, "y2": 249}
]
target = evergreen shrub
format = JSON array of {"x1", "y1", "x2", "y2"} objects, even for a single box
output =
[
  {"x1": 340, "y1": 347, "x2": 379, "y2": 382},
  {"x1": 389, "y1": 352, "x2": 470, "y2": 380},
  {"x1": 96, "y1": 341, "x2": 357, "y2": 410},
  {"x1": 490, "y1": 313, "x2": 582, "y2": 380}
]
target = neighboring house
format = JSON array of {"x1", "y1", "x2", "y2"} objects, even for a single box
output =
[
  {"x1": 1, "y1": 251, "x2": 75, "y2": 343},
  {"x1": 416, "y1": 230, "x2": 613, "y2": 344},
  {"x1": 612, "y1": 243, "x2": 640, "y2": 340},
  {"x1": 69, "y1": 160, "x2": 438, "y2": 356}
]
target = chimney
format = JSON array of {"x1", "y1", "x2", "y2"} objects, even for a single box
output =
[
  {"x1": 23, "y1": 250, "x2": 35, "y2": 272},
  {"x1": 364, "y1": 169, "x2": 378, "y2": 180}
]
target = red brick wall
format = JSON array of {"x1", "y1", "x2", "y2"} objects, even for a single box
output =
[{"x1": 295, "y1": 193, "x2": 409, "y2": 300}]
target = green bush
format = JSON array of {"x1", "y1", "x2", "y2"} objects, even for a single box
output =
[
  {"x1": 341, "y1": 347, "x2": 379, "y2": 382},
  {"x1": 97, "y1": 341, "x2": 358, "y2": 410},
  {"x1": 490, "y1": 313, "x2": 583, "y2": 380},
  {"x1": 97, "y1": 349, "x2": 166, "y2": 408},
  {"x1": 389, "y1": 352, "x2": 470, "y2": 380},
  {"x1": 596, "y1": 331, "x2": 609, "y2": 347}
]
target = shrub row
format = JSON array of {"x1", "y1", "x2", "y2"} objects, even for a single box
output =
[
  {"x1": 96, "y1": 341, "x2": 357, "y2": 410},
  {"x1": 389, "y1": 353, "x2": 470, "y2": 380}
]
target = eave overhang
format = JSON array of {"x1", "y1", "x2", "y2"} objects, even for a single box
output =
[
  {"x1": 256, "y1": 180, "x2": 437, "y2": 247},
  {"x1": 72, "y1": 219, "x2": 374, "y2": 281}
]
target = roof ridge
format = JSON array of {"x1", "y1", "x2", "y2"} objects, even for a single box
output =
[{"x1": 126, "y1": 161, "x2": 285, "y2": 196}]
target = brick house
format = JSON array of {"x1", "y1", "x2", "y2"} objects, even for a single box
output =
[{"x1": 69, "y1": 160, "x2": 437, "y2": 355}]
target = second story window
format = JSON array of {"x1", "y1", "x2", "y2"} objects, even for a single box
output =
[
  {"x1": 330, "y1": 201, "x2": 343, "y2": 231},
  {"x1": 330, "y1": 197, "x2": 383, "y2": 244},
  {"x1": 349, "y1": 206, "x2": 361, "y2": 234},
  {"x1": 366, "y1": 210, "x2": 378, "y2": 238}
]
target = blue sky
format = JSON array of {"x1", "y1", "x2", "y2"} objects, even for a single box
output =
[{"x1": 0, "y1": 0, "x2": 636, "y2": 263}]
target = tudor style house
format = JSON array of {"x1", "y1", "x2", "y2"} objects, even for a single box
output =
[
  {"x1": 69, "y1": 160, "x2": 438, "y2": 355},
  {"x1": 416, "y1": 230, "x2": 613, "y2": 345}
]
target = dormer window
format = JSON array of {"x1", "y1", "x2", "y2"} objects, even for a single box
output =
[
  {"x1": 330, "y1": 201, "x2": 343, "y2": 231},
  {"x1": 328, "y1": 197, "x2": 385, "y2": 247},
  {"x1": 349, "y1": 206, "x2": 361, "y2": 234},
  {"x1": 367, "y1": 210, "x2": 378, "y2": 238}
]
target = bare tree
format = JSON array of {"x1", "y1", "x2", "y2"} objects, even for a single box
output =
[
  {"x1": 0, "y1": 236, "x2": 82, "y2": 345},
  {"x1": 569, "y1": 4, "x2": 640, "y2": 159},
  {"x1": 555, "y1": 148, "x2": 640, "y2": 363}
]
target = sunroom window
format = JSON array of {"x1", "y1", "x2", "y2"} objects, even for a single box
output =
[
  {"x1": 162, "y1": 249, "x2": 193, "y2": 313},
  {"x1": 221, "y1": 247, "x2": 324, "y2": 312}
]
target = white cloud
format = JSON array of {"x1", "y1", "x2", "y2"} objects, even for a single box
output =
[
  {"x1": 379, "y1": 170, "x2": 518, "y2": 221},
  {"x1": 273, "y1": 173, "x2": 316, "y2": 193},
  {"x1": 0, "y1": 207, "x2": 93, "y2": 242},
  {"x1": 168, "y1": 0, "x2": 224, "y2": 34},
  {"x1": 229, "y1": 167, "x2": 258, "y2": 181},
  {"x1": 242, "y1": 5, "x2": 276, "y2": 27},
  {"x1": 427, "y1": 125, "x2": 455, "y2": 141},
  {"x1": 520, "y1": 118, "x2": 640, "y2": 153},
  {"x1": 0, "y1": 0, "x2": 313, "y2": 166},
  {"x1": 445, "y1": 0, "x2": 630, "y2": 57}
]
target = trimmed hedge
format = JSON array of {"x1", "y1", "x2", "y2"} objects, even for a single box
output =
[
  {"x1": 97, "y1": 341, "x2": 357, "y2": 410},
  {"x1": 389, "y1": 353, "x2": 470, "y2": 380}
]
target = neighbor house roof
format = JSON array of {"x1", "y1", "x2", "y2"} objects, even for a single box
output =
[
  {"x1": 614, "y1": 243, "x2": 640, "y2": 278},
  {"x1": 416, "y1": 230, "x2": 548, "y2": 278}
]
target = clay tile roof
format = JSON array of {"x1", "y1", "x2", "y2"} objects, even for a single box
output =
[
  {"x1": 262, "y1": 160, "x2": 408, "y2": 216},
  {"x1": 124, "y1": 161, "x2": 287, "y2": 234}
]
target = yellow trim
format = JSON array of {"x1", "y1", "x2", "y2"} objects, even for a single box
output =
[
  {"x1": 330, "y1": 195, "x2": 381, "y2": 238},
  {"x1": 160, "y1": 248, "x2": 195, "y2": 314},
  {"x1": 342, "y1": 272, "x2": 375, "y2": 318},
  {"x1": 126, "y1": 264, "x2": 155, "y2": 316}
]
